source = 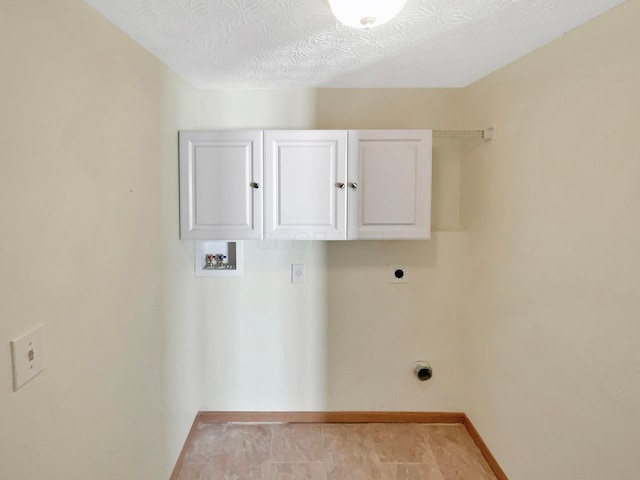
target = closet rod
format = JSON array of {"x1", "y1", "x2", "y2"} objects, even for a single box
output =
[{"x1": 433, "y1": 128, "x2": 493, "y2": 140}]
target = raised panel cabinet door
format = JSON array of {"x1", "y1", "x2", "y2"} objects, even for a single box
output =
[
  {"x1": 179, "y1": 130, "x2": 263, "y2": 240},
  {"x1": 265, "y1": 131, "x2": 347, "y2": 240},
  {"x1": 348, "y1": 130, "x2": 432, "y2": 240}
]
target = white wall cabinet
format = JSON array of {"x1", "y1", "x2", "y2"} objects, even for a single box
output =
[
  {"x1": 265, "y1": 130, "x2": 347, "y2": 240},
  {"x1": 348, "y1": 130, "x2": 432, "y2": 240},
  {"x1": 179, "y1": 129, "x2": 431, "y2": 241},
  {"x1": 179, "y1": 130, "x2": 263, "y2": 240}
]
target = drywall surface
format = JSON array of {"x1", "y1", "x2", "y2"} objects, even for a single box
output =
[
  {"x1": 325, "y1": 233, "x2": 468, "y2": 411},
  {"x1": 172, "y1": 88, "x2": 326, "y2": 412},
  {"x1": 187, "y1": 89, "x2": 469, "y2": 413},
  {"x1": 0, "y1": 2, "x2": 470, "y2": 476},
  {"x1": 460, "y1": 2, "x2": 640, "y2": 479},
  {"x1": 317, "y1": 90, "x2": 468, "y2": 410},
  {"x1": 0, "y1": 1, "x2": 202, "y2": 479}
]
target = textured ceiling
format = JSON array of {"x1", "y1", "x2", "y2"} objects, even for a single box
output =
[{"x1": 84, "y1": 0, "x2": 625, "y2": 89}]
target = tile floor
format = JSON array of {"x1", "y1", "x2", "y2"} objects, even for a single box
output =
[{"x1": 175, "y1": 422, "x2": 498, "y2": 480}]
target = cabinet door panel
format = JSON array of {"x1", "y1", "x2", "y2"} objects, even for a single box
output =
[
  {"x1": 265, "y1": 131, "x2": 347, "y2": 240},
  {"x1": 180, "y1": 131, "x2": 263, "y2": 239},
  {"x1": 348, "y1": 130, "x2": 432, "y2": 240}
]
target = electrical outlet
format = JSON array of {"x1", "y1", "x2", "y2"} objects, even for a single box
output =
[
  {"x1": 10, "y1": 325, "x2": 45, "y2": 391},
  {"x1": 292, "y1": 264, "x2": 305, "y2": 284}
]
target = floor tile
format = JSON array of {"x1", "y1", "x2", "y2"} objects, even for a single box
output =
[
  {"x1": 396, "y1": 463, "x2": 445, "y2": 480},
  {"x1": 326, "y1": 460, "x2": 398, "y2": 480},
  {"x1": 210, "y1": 457, "x2": 270, "y2": 480},
  {"x1": 187, "y1": 423, "x2": 272, "y2": 462},
  {"x1": 270, "y1": 423, "x2": 325, "y2": 462},
  {"x1": 322, "y1": 424, "x2": 380, "y2": 464},
  {"x1": 184, "y1": 423, "x2": 227, "y2": 462},
  {"x1": 369, "y1": 423, "x2": 437, "y2": 464},
  {"x1": 174, "y1": 421, "x2": 498, "y2": 480},
  {"x1": 175, "y1": 462, "x2": 213, "y2": 480},
  {"x1": 428, "y1": 425, "x2": 496, "y2": 480},
  {"x1": 268, "y1": 462, "x2": 327, "y2": 480}
]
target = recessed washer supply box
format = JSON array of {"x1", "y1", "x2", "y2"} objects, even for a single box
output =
[{"x1": 195, "y1": 240, "x2": 243, "y2": 277}]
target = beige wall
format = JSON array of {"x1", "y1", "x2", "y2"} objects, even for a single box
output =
[
  {"x1": 180, "y1": 91, "x2": 470, "y2": 413},
  {"x1": 169, "y1": 89, "x2": 330, "y2": 412},
  {"x1": 460, "y1": 2, "x2": 640, "y2": 479},
  {"x1": 6, "y1": 0, "x2": 637, "y2": 479},
  {"x1": 0, "y1": 3, "x2": 469, "y2": 480},
  {"x1": 317, "y1": 90, "x2": 468, "y2": 410},
  {"x1": 0, "y1": 1, "x2": 205, "y2": 479}
]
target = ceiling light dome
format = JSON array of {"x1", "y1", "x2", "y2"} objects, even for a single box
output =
[{"x1": 329, "y1": 0, "x2": 407, "y2": 29}]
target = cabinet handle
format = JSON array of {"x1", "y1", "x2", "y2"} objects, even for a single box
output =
[
  {"x1": 349, "y1": 182, "x2": 358, "y2": 190},
  {"x1": 336, "y1": 182, "x2": 346, "y2": 189},
  {"x1": 250, "y1": 182, "x2": 260, "y2": 189}
]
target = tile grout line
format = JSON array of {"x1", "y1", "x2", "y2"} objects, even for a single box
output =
[
  {"x1": 425, "y1": 427, "x2": 447, "y2": 480},
  {"x1": 266, "y1": 424, "x2": 274, "y2": 480},
  {"x1": 321, "y1": 423, "x2": 328, "y2": 480}
]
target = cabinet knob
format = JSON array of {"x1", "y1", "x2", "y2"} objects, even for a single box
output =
[
  {"x1": 250, "y1": 182, "x2": 260, "y2": 189},
  {"x1": 349, "y1": 182, "x2": 358, "y2": 190},
  {"x1": 336, "y1": 182, "x2": 346, "y2": 189}
]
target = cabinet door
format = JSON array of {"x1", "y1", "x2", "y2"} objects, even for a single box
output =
[
  {"x1": 348, "y1": 130, "x2": 432, "y2": 240},
  {"x1": 265, "y1": 131, "x2": 347, "y2": 240},
  {"x1": 179, "y1": 130, "x2": 263, "y2": 240}
]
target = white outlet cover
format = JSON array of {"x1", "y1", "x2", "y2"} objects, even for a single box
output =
[
  {"x1": 390, "y1": 264, "x2": 409, "y2": 284},
  {"x1": 10, "y1": 325, "x2": 45, "y2": 391}
]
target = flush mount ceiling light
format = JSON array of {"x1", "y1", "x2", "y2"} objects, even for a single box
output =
[{"x1": 329, "y1": 0, "x2": 407, "y2": 28}]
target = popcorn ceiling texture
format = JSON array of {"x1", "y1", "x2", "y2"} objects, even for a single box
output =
[{"x1": 85, "y1": 0, "x2": 624, "y2": 88}]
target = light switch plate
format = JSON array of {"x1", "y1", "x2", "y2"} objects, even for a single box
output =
[{"x1": 10, "y1": 325, "x2": 45, "y2": 391}]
